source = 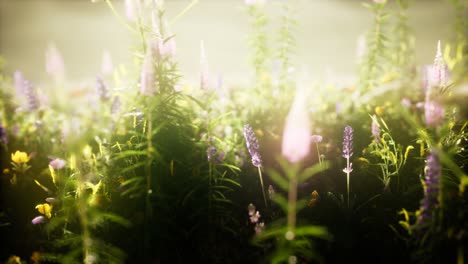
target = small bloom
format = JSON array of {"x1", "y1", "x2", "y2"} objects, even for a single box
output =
[
  {"x1": 254, "y1": 222, "x2": 265, "y2": 235},
  {"x1": 96, "y1": 76, "x2": 110, "y2": 101},
  {"x1": 248, "y1": 203, "x2": 256, "y2": 216},
  {"x1": 401, "y1": 98, "x2": 412, "y2": 108},
  {"x1": 310, "y1": 135, "x2": 323, "y2": 143},
  {"x1": 111, "y1": 96, "x2": 121, "y2": 115},
  {"x1": 11, "y1": 151, "x2": 30, "y2": 164},
  {"x1": 243, "y1": 124, "x2": 263, "y2": 167},
  {"x1": 49, "y1": 158, "x2": 66, "y2": 170},
  {"x1": 23, "y1": 80, "x2": 39, "y2": 111},
  {"x1": 424, "y1": 101, "x2": 444, "y2": 127},
  {"x1": 31, "y1": 216, "x2": 46, "y2": 225},
  {"x1": 250, "y1": 211, "x2": 261, "y2": 224},
  {"x1": 35, "y1": 203, "x2": 52, "y2": 219},
  {"x1": 0, "y1": 124, "x2": 7, "y2": 144}
]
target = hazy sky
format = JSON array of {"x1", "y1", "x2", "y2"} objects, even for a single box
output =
[{"x1": 0, "y1": 0, "x2": 455, "y2": 87}]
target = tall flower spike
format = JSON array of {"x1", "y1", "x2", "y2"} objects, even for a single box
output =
[
  {"x1": 243, "y1": 124, "x2": 262, "y2": 167},
  {"x1": 343, "y1": 125, "x2": 354, "y2": 208},
  {"x1": 431, "y1": 40, "x2": 449, "y2": 89},
  {"x1": 96, "y1": 76, "x2": 110, "y2": 101},
  {"x1": 417, "y1": 150, "x2": 441, "y2": 226},
  {"x1": 23, "y1": 80, "x2": 39, "y2": 111},
  {"x1": 281, "y1": 87, "x2": 311, "y2": 163},
  {"x1": 140, "y1": 44, "x2": 156, "y2": 96},
  {"x1": 342, "y1": 126, "x2": 354, "y2": 160}
]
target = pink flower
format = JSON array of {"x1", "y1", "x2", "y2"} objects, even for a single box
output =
[
  {"x1": 49, "y1": 158, "x2": 66, "y2": 170},
  {"x1": 250, "y1": 211, "x2": 261, "y2": 224},
  {"x1": 254, "y1": 222, "x2": 265, "y2": 235},
  {"x1": 31, "y1": 216, "x2": 46, "y2": 225},
  {"x1": 140, "y1": 45, "x2": 156, "y2": 95},
  {"x1": 45, "y1": 43, "x2": 65, "y2": 81},
  {"x1": 282, "y1": 89, "x2": 311, "y2": 163},
  {"x1": 425, "y1": 101, "x2": 444, "y2": 127}
]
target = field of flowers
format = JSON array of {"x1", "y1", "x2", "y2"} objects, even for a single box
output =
[{"x1": 0, "y1": 0, "x2": 467, "y2": 263}]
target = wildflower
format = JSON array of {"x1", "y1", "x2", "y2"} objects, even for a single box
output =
[
  {"x1": 401, "y1": 98, "x2": 412, "y2": 108},
  {"x1": 343, "y1": 125, "x2": 353, "y2": 208},
  {"x1": 371, "y1": 115, "x2": 380, "y2": 143},
  {"x1": 416, "y1": 150, "x2": 441, "y2": 226},
  {"x1": 250, "y1": 211, "x2": 261, "y2": 224},
  {"x1": 248, "y1": 203, "x2": 256, "y2": 216},
  {"x1": 342, "y1": 126, "x2": 354, "y2": 160},
  {"x1": 140, "y1": 45, "x2": 156, "y2": 95},
  {"x1": 49, "y1": 158, "x2": 66, "y2": 170},
  {"x1": 424, "y1": 101, "x2": 444, "y2": 127},
  {"x1": 111, "y1": 96, "x2": 121, "y2": 115},
  {"x1": 431, "y1": 40, "x2": 449, "y2": 89},
  {"x1": 254, "y1": 222, "x2": 265, "y2": 235},
  {"x1": 310, "y1": 135, "x2": 323, "y2": 143},
  {"x1": 23, "y1": 80, "x2": 39, "y2": 111},
  {"x1": 0, "y1": 124, "x2": 7, "y2": 144},
  {"x1": 35, "y1": 203, "x2": 52, "y2": 219},
  {"x1": 45, "y1": 197, "x2": 57, "y2": 204},
  {"x1": 31, "y1": 216, "x2": 46, "y2": 225},
  {"x1": 96, "y1": 76, "x2": 110, "y2": 101},
  {"x1": 11, "y1": 151, "x2": 30, "y2": 164},
  {"x1": 282, "y1": 88, "x2": 311, "y2": 163},
  {"x1": 45, "y1": 43, "x2": 65, "y2": 81},
  {"x1": 157, "y1": 38, "x2": 176, "y2": 59},
  {"x1": 243, "y1": 124, "x2": 263, "y2": 167}
]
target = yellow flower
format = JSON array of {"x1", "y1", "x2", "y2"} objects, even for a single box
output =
[
  {"x1": 35, "y1": 203, "x2": 53, "y2": 219},
  {"x1": 11, "y1": 151, "x2": 30, "y2": 164}
]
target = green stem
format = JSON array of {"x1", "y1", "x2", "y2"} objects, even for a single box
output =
[
  {"x1": 258, "y1": 166, "x2": 267, "y2": 207},
  {"x1": 347, "y1": 157, "x2": 350, "y2": 208},
  {"x1": 287, "y1": 172, "x2": 298, "y2": 234},
  {"x1": 316, "y1": 143, "x2": 322, "y2": 166}
]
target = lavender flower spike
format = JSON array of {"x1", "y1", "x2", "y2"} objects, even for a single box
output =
[
  {"x1": 243, "y1": 124, "x2": 262, "y2": 167},
  {"x1": 417, "y1": 150, "x2": 441, "y2": 226},
  {"x1": 342, "y1": 126, "x2": 354, "y2": 160}
]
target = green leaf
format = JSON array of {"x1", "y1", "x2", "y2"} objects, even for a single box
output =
[{"x1": 268, "y1": 169, "x2": 288, "y2": 191}]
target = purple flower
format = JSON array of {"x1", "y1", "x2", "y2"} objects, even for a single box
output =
[
  {"x1": 49, "y1": 158, "x2": 66, "y2": 170},
  {"x1": 14, "y1": 71, "x2": 25, "y2": 96},
  {"x1": 140, "y1": 45, "x2": 156, "y2": 96},
  {"x1": 0, "y1": 124, "x2": 7, "y2": 145},
  {"x1": 342, "y1": 126, "x2": 353, "y2": 159},
  {"x1": 417, "y1": 150, "x2": 441, "y2": 226},
  {"x1": 243, "y1": 124, "x2": 262, "y2": 167},
  {"x1": 424, "y1": 101, "x2": 444, "y2": 127},
  {"x1": 342, "y1": 126, "x2": 353, "y2": 173},
  {"x1": 96, "y1": 76, "x2": 110, "y2": 101},
  {"x1": 23, "y1": 80, "x2": 39, "y2": 111},
  {"x1": 206, "y1": 146, "x2": 224, "y2": 163},
  {"x1": 111, "y1": 96, "x2": 121, "y2": 115},
  {"x1": 431, "y1": 40, "x2": 449, "y2": 89},
  {"x1": 250, "y1": 211, "x2": 261, "y2": 224},
  {"x1": 254, "y1": 222, "x2": 265, "y2": 235},
  {"x1": 45, "y1": 43, "x2": 65, "y2": 81},
  {"x1": 401, "y1": 98, "x2": 412, "y2": 108},
  {"x1": 31, "y1": 216, "x2": 46, "y2": 225}
]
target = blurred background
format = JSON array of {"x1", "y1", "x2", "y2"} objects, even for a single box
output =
[{"x1": 0, "y1": 0, "x2": 456, "y2": 87}]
